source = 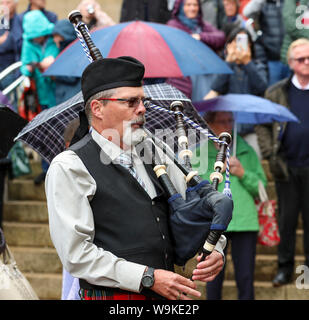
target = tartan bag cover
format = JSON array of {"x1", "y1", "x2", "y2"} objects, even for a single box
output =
[{"x1": 255, "y1": 181, "x2": 280, "y2": 247}]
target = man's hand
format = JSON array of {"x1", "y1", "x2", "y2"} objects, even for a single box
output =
[
  {"x1": 151, "y1": 269, "x2": 201, "y2": 300},
  {"x1": 191, "y1": 250, "x2": 224, "y2": 282}
]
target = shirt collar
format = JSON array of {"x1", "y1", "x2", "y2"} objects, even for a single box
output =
[
  {"x1": 91, "y1": 128, "x2": 139, "y2": 161},
  {"x1": 292, "y1": 75, "x2": 309, "y2": 90}
]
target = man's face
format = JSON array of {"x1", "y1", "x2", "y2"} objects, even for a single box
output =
[
  {"x1": 183, "y1": 0, "x2": 199, "y2": 19},
  {"x1": 289, "y1": 44, "x2": 309, "y2": 78},
  {"x1": 92, "y1": 86, "x2": 147, "y2": 148},
  {"x1": 209, "y1": 112, "x2": 234, "y2": 137},
  {"x1": 223, "y1": 0, "x2": 237, "y2": 17}
]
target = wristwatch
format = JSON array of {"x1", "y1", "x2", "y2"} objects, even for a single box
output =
[{"x1": 141, "y1": 267, "x2": 155, "y2": 288}]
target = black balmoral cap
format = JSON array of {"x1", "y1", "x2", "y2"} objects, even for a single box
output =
[{"x1": 81, "y1": 56, "x2": 145, "y2": 103}]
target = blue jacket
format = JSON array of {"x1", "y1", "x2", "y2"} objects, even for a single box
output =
[
  {"x1": 0, "y1": 13, "x2": 23, "y2": 72},
  {"x1": 211, "y1": 61, "x2": 268, "y2": 96}
]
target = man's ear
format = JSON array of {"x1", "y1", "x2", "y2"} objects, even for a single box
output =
[{"x1": 90, "y1": 100, "x2": 104, "y2": 120}]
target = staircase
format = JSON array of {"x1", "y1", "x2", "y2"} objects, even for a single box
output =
[
  {"x1": 2, "y1": 161, "x2": 62, "y2": 300},
  {"x1": 2, "y1": 160, "x2": 309, "y2": 300}
]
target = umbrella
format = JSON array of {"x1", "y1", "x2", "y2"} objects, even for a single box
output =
[
  {"x1": 15, "y1": 83, "x2": 208, "y2": 164},
  {"x1": 0, "y1": 105, "x2": 28, "y2": 158},
  {"x1": 193, "y1": 94, "x2": 299, "y2": 156},
  {"x1": 193, "y1": 94, "x2": 299, "y2": 124},
  {"x1": 44, "y1": 21, "x2": 232, "y2": 78}
]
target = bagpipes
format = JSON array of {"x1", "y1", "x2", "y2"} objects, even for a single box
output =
[{"x1": 68, "y1": 10, "x2": 233, "y2": 267}]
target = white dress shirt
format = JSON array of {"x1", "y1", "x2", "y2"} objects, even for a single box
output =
[
  {"x1": 45, "y1": 129, "x2": 226, "y2": 293},
  {"x1": 292, "y1": 74, "x2": 309, "y2": 90}
]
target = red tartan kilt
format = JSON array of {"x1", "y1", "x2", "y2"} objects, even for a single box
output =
[{"x1": 80, "y1": 289, "x2": 157, "y2": 300}]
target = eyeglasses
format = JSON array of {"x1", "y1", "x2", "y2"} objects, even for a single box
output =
[
  {"x1": 97, "y1": 96, "x2": 152, "y2": 108},
  {"x1": 292, "y1": 56, "x2": 309, "y2": 64}
]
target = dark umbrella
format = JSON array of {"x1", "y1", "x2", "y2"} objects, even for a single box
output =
[{"x1": 0, "y1": 105, "x2": 28, "y2": 158}]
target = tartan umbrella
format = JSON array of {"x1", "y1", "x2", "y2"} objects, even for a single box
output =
[{"x1": 15, "y1": 83, "x2": 209, "y2": 164}]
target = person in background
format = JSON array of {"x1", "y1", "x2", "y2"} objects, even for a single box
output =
[
  {"x1": 221, "y1": 0, "x2": 246, "y2": 38},
  {"x1": 20, "y1": 9, "x2": 59, "y2": 110},
  {"x1": 20, "y1": 10, "x2": 59, "y2": 185},
  {"x1": 243, "y1": 0, "x2": 289, "y2": 86},
  {"x1": 52, "y1": 19, "x2": 81, "y2": 105},
  {"x1": 205, "y1": 27, "x2": 267, "y2": 98},
  {"x1": 255, "y1": 38, "x2": 309, "y2": 287},
  {"x1": 77, "y1": 0, "x2": 115, "y2": 30},
  {"x1": 193, "y1": 111, "x2": 267, "y2": 300},
  {"x1": 166, "y1": 0, "x2": 225, "y2": 100},
  {"x1": 120, "y1": 0, "x2": 172, "y2": 24},
  {"x1": 280, "y1": 0, "x2": 309, "y2": 66},
  {"x1": 204, "y1": 27, "x2": 267, "y2": 158},
  {"x1": 200, "y1": 0, "x2": 225, "y2": 29},
  {"x1": 18, "y1": 0, "x2": 57, "y2": 25},
  {"x1": 0, "y1": 0, "x2": 23, "y2": 110}
]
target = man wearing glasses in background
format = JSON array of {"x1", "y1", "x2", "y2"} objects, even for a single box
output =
[
  {"x1": 45, "y1": 56, "x2": 227, "y2": 300},
  {"x1": 256, "y1": 39, "x2": 309, "y2": 287}
]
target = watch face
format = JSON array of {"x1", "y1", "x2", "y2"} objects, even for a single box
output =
[{"x1": 142, "y1": 275, "x2": 154, "y2": 288}]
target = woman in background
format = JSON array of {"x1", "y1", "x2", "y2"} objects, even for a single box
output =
[{"x1": 166, "y1": 0, "x2": 225, "y2": 100}]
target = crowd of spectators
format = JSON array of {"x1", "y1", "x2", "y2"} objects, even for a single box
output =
[{"x1": 0, "y1": 0, "x2": 309, "y2": 300}]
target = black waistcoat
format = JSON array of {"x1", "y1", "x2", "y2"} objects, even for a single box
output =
[{"x1": 70, "y1": 134, "x2": 174, "y2": 294}]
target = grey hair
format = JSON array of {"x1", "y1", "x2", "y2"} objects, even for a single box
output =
[{"x1": 84, "y1": 88, "x2": 116, "y2": 124}]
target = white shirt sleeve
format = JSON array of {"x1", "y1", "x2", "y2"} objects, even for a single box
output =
[{"x1": 45, "y1": 150, "x2": 146, "y2": 292}]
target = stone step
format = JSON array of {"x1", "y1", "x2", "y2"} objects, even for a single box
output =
[
  {"x1": 225, "y1": 254, "x2": 305, "y2": 282},
  {"x1": 195, "y1": 279, "x2": 309, "y2": 300},
  {"x1": 2, "y1": 222, "x2": 53, "y2": 247},
  {"x1": 8, "y1": 179, "x2": 46, "y2": 201},
  {"x1": 9, "y1": 246, "x2": 62, "y2": 274},
  {"x1": 221, "y1": 280, "x2": 309, "y2": 300},
  {"x1": 24, "y1": 273, "x2": 62, "y2": 300},
  {"x1": 3, "y1": 200, "x2": 48, "y2": 223}
]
